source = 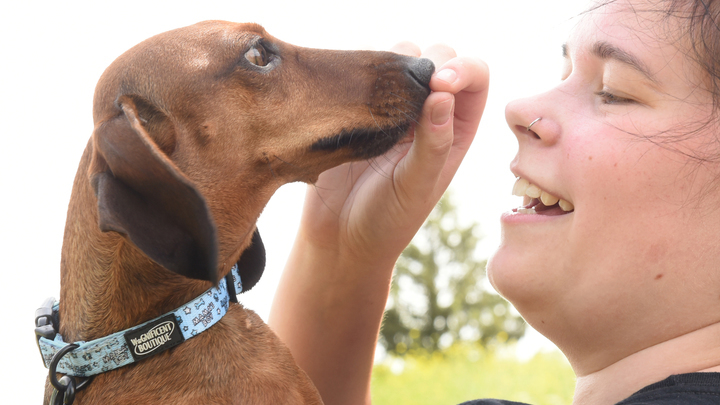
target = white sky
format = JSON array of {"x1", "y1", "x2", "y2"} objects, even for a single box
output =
[{"x1": 0, "y1": 1, "x2": 587, "y2": 401}]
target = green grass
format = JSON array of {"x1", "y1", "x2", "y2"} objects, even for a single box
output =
[{"x1": 371, "y1": 345, "x2": 575, "y2": 405}]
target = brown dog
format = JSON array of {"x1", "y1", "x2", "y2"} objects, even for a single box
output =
[{"x1": 42, "y1": 20, "x2": 432, "y2": 404}]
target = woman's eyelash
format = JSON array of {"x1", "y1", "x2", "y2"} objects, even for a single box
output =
[{"x1": 596, "y1": 90, "x2": 634, "y2": 105}]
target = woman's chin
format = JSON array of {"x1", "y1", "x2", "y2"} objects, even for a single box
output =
[{"x1": 487, "y1": 244, "x2": 560, "y2": 316}]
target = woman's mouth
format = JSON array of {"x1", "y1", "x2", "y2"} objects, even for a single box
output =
[{"x1": 511, "y1": 178, "x2": 574, "y2": 215}]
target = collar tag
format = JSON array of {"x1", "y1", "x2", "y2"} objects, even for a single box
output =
[{"x1": 124, "y1": 314, "x2": 184, "y2": 361}]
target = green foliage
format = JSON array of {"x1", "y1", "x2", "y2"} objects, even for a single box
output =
[
  {"x1": 381, "y1": 193, "x2": 525, "y2": 355},
  {"x1": 372, "y1": 345, "x2": 575, "y2": 405}
]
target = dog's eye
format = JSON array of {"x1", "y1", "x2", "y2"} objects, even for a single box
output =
[{"x1": 245, "y1": 45, "x2": 268, "y2": 67}]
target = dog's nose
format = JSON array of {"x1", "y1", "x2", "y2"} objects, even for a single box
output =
[{"x1": 408, "y1": 57, "x2": 435, "y2": 89}]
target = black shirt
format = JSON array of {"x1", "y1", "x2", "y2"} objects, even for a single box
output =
[{"x1": 459, "y1": 373, "x2": 720, "y2": 405}]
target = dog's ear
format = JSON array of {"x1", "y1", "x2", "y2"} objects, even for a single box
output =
[
  {"x1": 236, "y1": 229, "x2": 265, "y2": 293},
  {"x1": 89, "y1": 97, "x2": 218, "y2": 282}
]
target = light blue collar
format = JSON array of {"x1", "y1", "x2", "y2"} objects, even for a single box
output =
[{"x1": 36, "y1": 264, "x2": 242, "y2": 377}]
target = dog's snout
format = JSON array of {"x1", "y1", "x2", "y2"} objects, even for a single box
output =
[{"x1": 407, "y1": 57, "x2": 435, "y2": 89}]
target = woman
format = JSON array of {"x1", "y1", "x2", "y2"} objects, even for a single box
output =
[{"x1": 269, "y1": 0, "x2": 720, "y2": 404}]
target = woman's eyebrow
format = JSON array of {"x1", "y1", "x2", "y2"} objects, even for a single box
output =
[{"x1": 562, "y1": 42, "x2": 659, "y2": 84}]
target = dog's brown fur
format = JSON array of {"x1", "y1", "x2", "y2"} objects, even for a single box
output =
[{"x1": 46, "y1": 21, "x2": 432, "y2": 404}]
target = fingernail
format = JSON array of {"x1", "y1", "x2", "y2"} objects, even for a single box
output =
[
  {"x1": 435, "y1": 69, "x2": 457, "y2": 84},
  {"x1": 431, "y1": 98, "x2": 454, "y2": 125}
]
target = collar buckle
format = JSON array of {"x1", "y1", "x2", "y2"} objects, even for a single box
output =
[{"x1": 35, "y1": 297, "x2": 58, "y2": 364}]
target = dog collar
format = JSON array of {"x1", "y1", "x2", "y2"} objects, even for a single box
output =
[{"x1": 35, "y1": 264, "x2": 243, "y2": 378}]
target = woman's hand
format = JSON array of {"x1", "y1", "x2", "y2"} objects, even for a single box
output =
[
  {"x1": 298, "y1": 43, "x2": 490, "y2": 268},
  {"x1": 270, "y1": 44, "x2": 489, "y2": 405}
]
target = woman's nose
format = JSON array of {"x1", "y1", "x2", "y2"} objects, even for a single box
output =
[{"x1": 505, "y1": 94, "x2": 561, "y2": 146}]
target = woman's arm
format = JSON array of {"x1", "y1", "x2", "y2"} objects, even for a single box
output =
[{"x1": 269, "y1": 44, "x2": 490, "y2": 405}]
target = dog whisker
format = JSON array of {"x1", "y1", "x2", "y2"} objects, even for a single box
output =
[
  {"x1": 377, "y1": 151, "x2": 398, "y2": 166},
  {"x1": 387, "y1": 104, "x2": 420, "y2": 126},
  {"x1": 345, "y1": 161, "x2": 355, "y2": 185},
  {"x1": 388, "y1": 91, "x2": 424, "y2": 110},
  {"x1": 372, "y1": 112, "x2": 403, "y2": 159},
  {"x1": 368, "y1": 157, "x2": 393, "y2": 180},
  {"x1": 263, "y1": 156, "x2": 279, "y2": 179},
  {"x1": 310, "y1": 183, "x2": 342, "y2": 218},
  {"x1": 346, "y1": 128, "x2": 357, "y2": 149},
  {"x1": 368, "y1": 108, "x2": 392, "y2": 138},
  {"x1": 271, "y1": 154, "x2": 303, "y2": 170},
  {"x1": 337, "y1": 129, "x2": 344, "y2": 149}
]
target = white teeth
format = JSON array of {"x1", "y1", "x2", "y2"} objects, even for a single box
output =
[
  {"x1": 558, "y1": 199, "x2": 574, "y2": 212},
  {"x1": 512, "y1": 177, "x2": 574, "y2": 213},
  {"x1": 512, "y1": 178, "x2": 530, "y2": 196},
  {"x1": 525, "y1": 184, "x2": 541, "y2": 198},
  {"x1": 540, "y1": 191, "x2": 559, "y2": 206}
]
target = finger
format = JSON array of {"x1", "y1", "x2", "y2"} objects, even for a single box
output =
[
  {"x1": 430, "y1": 57, "x2": 490, "y2": 146},
  {"x1": 394, "y1": 91, "x2": 455, "y2": 204},
  {"x1": 421, "y1": 44, "x2": 457, "y2": 70},
  {"x1": 430, "y1": 57, "x2": 489, "y2": 94},
  {"x1": 389, "y1": 41, "x2": 421, "y2": 57},
  {"x1": 434, "y1": 58, "x2": 490, "y2": 191}
]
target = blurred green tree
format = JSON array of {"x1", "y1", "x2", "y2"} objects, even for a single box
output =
[{"x1": 380, "y1": 192, "x2": 525, "y2": 356}]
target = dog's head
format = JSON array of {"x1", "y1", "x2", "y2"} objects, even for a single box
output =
[{"x1": 87, "y1": 21, "x2": 433, "y2": 289}]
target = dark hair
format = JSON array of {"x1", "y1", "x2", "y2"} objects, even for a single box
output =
[
  {"x1": 668, "y1": 1, "x2": 720, "y2": 109},
  {"x1": 663, "y1": 0, "x2": 720, "y2": 166}
]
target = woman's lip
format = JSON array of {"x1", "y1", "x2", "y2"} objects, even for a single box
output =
[{"x1": 501, "y1": 208, "x2": 574, "y2": 224}]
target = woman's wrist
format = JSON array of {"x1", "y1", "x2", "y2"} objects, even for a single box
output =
[{"x1": 269, "y1": 225, "x2": 397, "y2": 405}]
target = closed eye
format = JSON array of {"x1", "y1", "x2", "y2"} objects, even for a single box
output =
[{"x1": 596, "y1": 90, "x2": 635, "y2": 105}]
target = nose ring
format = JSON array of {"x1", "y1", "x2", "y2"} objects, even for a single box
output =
[{"x1": 527, "y1": 117, "x2": 542, "y2": 132}]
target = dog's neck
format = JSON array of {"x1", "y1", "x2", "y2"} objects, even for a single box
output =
[{"x1": 58, "y1": 142, "x2": 267, "y2": 343}]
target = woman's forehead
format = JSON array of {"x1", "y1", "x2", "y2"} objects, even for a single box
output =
[
  {"x1": 567, "y1": 0, "x2": 705, "y2": 87},
  {"x1": 569, "y1": 0, "x2": 672, "y2": 52}
]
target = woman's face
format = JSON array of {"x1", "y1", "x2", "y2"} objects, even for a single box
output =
[{"x1": 488, "y1": 0, "x2": 720, "y2": 372}]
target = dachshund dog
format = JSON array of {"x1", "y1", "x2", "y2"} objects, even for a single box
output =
[{"x1": 41, "y1": 20, "x2": 432, "y2": 404}]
